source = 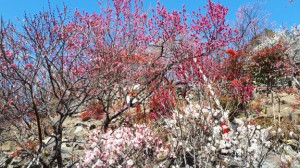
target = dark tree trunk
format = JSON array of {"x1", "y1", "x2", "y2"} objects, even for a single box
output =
[{"x1": 54, "y1": 124, "x2": 63, "y2": 168}]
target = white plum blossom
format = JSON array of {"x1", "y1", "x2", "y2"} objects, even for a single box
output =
[{"x1": 126, "y1": 159, "x2": 134, "y2": 166}]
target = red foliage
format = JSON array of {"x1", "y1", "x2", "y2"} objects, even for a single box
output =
[
  {"x1": 79, "y1": 103, "x2": 104, "y2": 121},
  {"x1": 149, "y1": 84, "x2": 175, "y2": 118},
  {"x1": 79, "y1": 111, "x2": 91, "y2": 121},
  {"x1": 226, "y1": 48, "x2": 236, "y2": 56},
  {"x1": 221, "y1": 50, "x2": 254, "y2": 102},
  {"x1": 249, "y1": 42, "x2": 291, "y2": 87},
  {"x1": 220, "y1": 122, "x2": 229, "y2": 134}
]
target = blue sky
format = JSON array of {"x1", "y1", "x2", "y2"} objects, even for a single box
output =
[{"x1": 0, "y1": 0, "x2": 299, "y2": 29}]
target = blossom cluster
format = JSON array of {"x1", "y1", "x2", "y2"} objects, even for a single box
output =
[
  {"x1": 163, "y1": 103, "x2": 231, "y2": 167},
  {"x1": 79, "y1": 124, "x2": 170, "y2": 167},
  {"x1": 224, "y1": 119, "x2": 273, "y2": 167},
  {"x1": 163, "y1": 103, "x2": 287, "y2": 167},
  {"x1": 79, "y1": 101, "x2": 300, "y2": 167}
]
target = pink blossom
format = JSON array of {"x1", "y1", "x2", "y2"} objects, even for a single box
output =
[
  {"x1": 80, "y1": 124, "x2": 169, "y2": 167},
  {"x1": 24, "y1": 63, "x2": 33, "y2": 69},
  {"x1": 10, "y1": 63, "x2": 17, "y2": 69}
]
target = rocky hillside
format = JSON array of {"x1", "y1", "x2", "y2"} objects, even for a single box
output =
[
  {"x1": 1, "y1": 92, "x2": 300, "y2": 167},
  {"x1": 0, "y1": 113, "x2": 102, "y2": 168}
]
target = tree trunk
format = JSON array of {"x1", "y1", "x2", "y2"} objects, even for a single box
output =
[{"x1": 54, "y1": 125, "x2": 63, "y2": 168}]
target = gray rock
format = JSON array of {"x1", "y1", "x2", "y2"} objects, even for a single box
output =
[
  {"x1": 262, "y1": 146, "x2": 300, "y2": 168},
  {"x1": 73, "y1": 143, "x2": 85, "y2": 150},
  {"x1": 65, "y1": 127, "x2": 76, "y2": 140},
  {"x1": 61, "y1": 146, "x2": 73, "y2": 154},
  {"x1": 1, "y1": 141, "x2": 14, "y2": 151},
  {"x1": 75, "y1": 122, "x2": 87, "y2": 127},
  {"x1": 292, "y1": 160, "x2": 300, "y2": 168},
  {"x1": 74, "y1": 126, "x2": 84, "y2": 135},
  {"x1": 65, "y1": 143, "x2": 72, "y2": 147},
  {"x1": 43, "y1": 136, "x2": 56, "y2": 151},
  {"x1": 61, "y1": 150, "x2": 72, "y2": 159},
  {"x1": 262, "y1": 153, "x2": 281, "y2": 168},
  {"x1": 284, "y1": 145, "x2": 297, "y2": 156},
  {"x1": 73, "y1": 126, "x2": 89, "y2": 141}
]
